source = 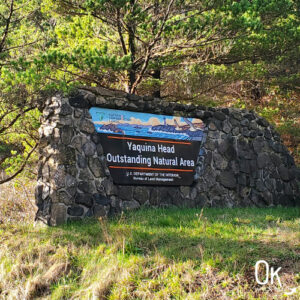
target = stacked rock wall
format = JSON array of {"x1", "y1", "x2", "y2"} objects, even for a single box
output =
[{"x1": 36, "y1": 87, "x2": 299, "y2": 225}]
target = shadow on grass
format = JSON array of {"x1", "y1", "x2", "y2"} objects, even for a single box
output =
[{"x1": 26, "y1": 207, "x2": 298, "y2": 275}]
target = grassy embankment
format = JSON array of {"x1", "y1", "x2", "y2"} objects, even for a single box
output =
[
  {"x1": 0, "y1": 207, "x2": 300, "y2": 299},
  {"x1": 0, "y1": 91, "x2": 299, "y2": 299}
]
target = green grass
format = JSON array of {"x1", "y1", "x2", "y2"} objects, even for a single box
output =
[{"x1": 1, "y1": 207, "x2": 300, "y2": 299}]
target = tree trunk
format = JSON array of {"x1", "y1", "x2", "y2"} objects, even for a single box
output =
[
  {"x1": 127, "y1": 0, "x2": 137, "y2": 94},
  {"x1": 151, "y1": 69, "x2": 161, "y2": 98}
]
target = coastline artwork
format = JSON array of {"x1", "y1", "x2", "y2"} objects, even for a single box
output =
[{"x1": 89, "y1": 107, "x2": 205, "y2": 141}]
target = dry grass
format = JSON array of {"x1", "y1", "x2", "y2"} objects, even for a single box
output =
[
  {"x1": 0, "y1": 178, "x2": 37, "y2": 224},
  {"x1": 0, "y1": 207, "x2": 299, "y2": 299}
]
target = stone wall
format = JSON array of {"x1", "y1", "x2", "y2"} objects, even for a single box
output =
[{"x1": 36, "y1": 87, "x2": 300, "y2": 225}]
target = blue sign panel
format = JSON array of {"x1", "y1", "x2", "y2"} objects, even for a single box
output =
[
  {"x1": 89, "y1": 107, "x2": 206, "y2": 185},
  {"x1": 89, "y1": 107, "x2": 205, "y2": 141}
]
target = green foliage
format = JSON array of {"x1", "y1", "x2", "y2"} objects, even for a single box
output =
[
  {"x1": 1, "y1": 0, "x2": 299, "y2": 95},
  {"x1": 0, "y1": 0, "x2": 299, "y2": 180},
  {"x1": 0, "y1": 108, "x2": 40, "y2": 178}
]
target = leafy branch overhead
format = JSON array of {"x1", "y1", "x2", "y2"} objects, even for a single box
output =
[{"x1": 0, "y1": 0, "x2": 299, "y2": 181}]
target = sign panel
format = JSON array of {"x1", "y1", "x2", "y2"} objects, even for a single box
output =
[{"x1": 89, "y1": 107, "x2": 206, "y2": 185}]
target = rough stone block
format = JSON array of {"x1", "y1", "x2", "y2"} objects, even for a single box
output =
[
  {"x1": 219, "y1": 171, "x2": 236, "y2": 189},
  {"x1": 218, "y1": 139, "x2": 236, "y2": 160},
  {"x1": 133, "y1": 187, "x2": 150, "y2": 204},
  {"x1": 278, "y1": 165, "x2": 290, "y2": 181},
  {"x1": 67, "y1": 205, "x2": 84, "y2": 217},
  {"x1": 77, "y1": 154, "x2": 87, "y2": 168},
  {"x1": 78, "y1": 181, "x2": 94, "y2": 193},
  {"x1": 93, "y1": 205, "x2": 107, "y2": 218},
  {"x1": 57, "y1": 191, "x2": 72, "y2": 205},
  {"x1": 102, "y1": 178, "x2": 117, "y2": 195},
  {"x1": 208, "y1": 122, "x2": 217, "y2": 131},
  {"x1": 257, "y1": 118, "x2": 269, "y2": 127},
  {"x1": 88, "y1": 157, "x2": 104, "y2": 177},
  {"x1": 79, "y1": 119, "x2": 95, "y2": 134},
  {"x1": 65, "y1": 174, "x2": 77, "y2": 188},
  {"x1": 69, "y1": 94, "x2": 89, "y2": 108},
  {"x1": 82, "y1": 142, "x2": 96, "y2": 156},
  {"x1": 75, "y1": 193, "x2": 93, "y2": 207},
  {"x1": 257, "y1": 153, "x2": 270, "y2": 169},
  {"x1": 53, "y1": 167, "x2": 66, "y2": 189},
  {"x1": 230, "y1": 111, "x2": 243, "y2": 121},
  {"x1": 50, "y1": 204, "x2": 67, "y2": 226},
  {"x1": 240, "y1": 119, "x2": 249, "y2": 127},
  {"x1": 74, "y1": 109, "x2": 82, "y2": 118},
  {"x1": 118, "y1": 186, "x2": 133, "y2": 201},
  {"x1": 244, "y1": 113, "x2": 255, "y2": 121},
  {"x1": 214, "y1": 111, "x2": 226, "y2": 121},
  {"x1": 213, "y1": 152, "x2": 228, "y2": 170},
  {"x1": 93, "y1": 194, "x2": 111, "y2": 206},
  {"x1": 180, "y1": 186, "x2": 190, "y2": 198},
  {"x1": 121, "y1": 200, "x2": 140, "y2": 210},
  {"x1": 59, "y1": 147, "x2": 76, "y2": 165},
  {"x1": 222, "y1": 120, "x2": 232, "y2": 134},
  {"x1": 231, "y1": 127, "x2": 239, "y2": 136}
]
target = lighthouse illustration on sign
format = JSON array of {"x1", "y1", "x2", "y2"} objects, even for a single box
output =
[{"x1": 89, "y1": 107, "x2": 205, "y2": 141}]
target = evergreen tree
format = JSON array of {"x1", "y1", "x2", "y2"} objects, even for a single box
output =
[{"x1": 0, "y1": 0, "x2": 299, "y2": 181}]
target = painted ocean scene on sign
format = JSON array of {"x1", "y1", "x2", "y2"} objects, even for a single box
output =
[{"x1": 89, "y1": 107, "x2": 205, "y2": 141}]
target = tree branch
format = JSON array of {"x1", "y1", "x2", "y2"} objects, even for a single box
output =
[
  {"x1": 0, "y1": 0, "x2": 14, "y2": 53},
  {"x1": 1, "y1": 40, "x2": 39, "y2": 53},
  {"x1": 116, "y1": 8, "x2": 127, "y2": 55},
  {"x1": 0, "y1": 107, "x2": 34, "y2": 135},
  {"x1": 0, "y1": 108, "x2": 18, "y2": 123},
  {"x1": 0, "y1": 142, "x2": 38, "y2": 185},
  {"x1": 59, "y1": 0, "x2": 117, "y2": 27},
  {"x1": 130, "y1": 0, "x2": 175, "y2": 93}
]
